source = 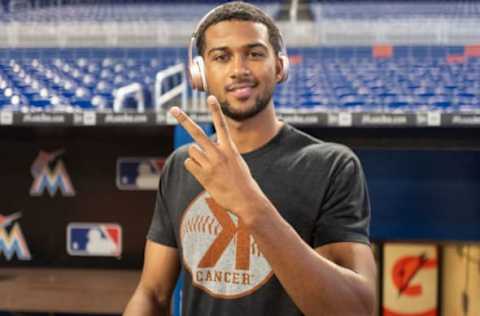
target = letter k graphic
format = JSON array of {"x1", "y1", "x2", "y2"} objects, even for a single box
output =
[{"x1": 198, "y1": 198, "x2": 251, "y2": 270}]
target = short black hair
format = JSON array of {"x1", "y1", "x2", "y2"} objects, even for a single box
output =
[{"x1": 195, "y1": 1, "x2": 283, "y2": 57}]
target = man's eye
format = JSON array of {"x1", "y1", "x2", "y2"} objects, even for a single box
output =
[
  {"x1": 250, "y1": 51, "x2": 265, "y2": 58},
  {"x1": 213, "y1": 55, "x2": 228, "y2": 62}
]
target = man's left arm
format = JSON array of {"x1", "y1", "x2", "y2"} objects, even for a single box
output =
[
  {"x1": 241, "y1": 147, "x2": 376, "y2": 316},
  {"x1": 243, "y1": 150, "x2": 377, "y2": 316},
  {"x1": 244, "y1": 196, "x2": 377, "y2": 316}
]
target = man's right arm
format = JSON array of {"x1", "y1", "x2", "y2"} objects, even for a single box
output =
[{"x1": 123, "y1": 240, "x2": 180, "y2": 316}]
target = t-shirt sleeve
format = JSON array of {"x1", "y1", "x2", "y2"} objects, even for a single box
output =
[
  {"x1": 146, "y1": 154, "x2": 177, "y2": 248},
  {"x1": 313, "y1": 151, "x2": 371, "y2": 248}
]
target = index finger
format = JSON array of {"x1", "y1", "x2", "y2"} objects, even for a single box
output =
[
  {"x1": 170, "y1": 107, "x2": 216, "y2": 152},
  {"x1": 207, "y1": 95, "x2": 232, "y2": 145}
]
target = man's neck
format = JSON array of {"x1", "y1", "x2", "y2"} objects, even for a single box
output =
[{"x1": 226, "y1": 105, "x2": 284, "y2": 154}]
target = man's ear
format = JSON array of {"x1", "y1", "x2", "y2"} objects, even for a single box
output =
[{"x1": 275, "y1": 55, "x2": 284, "y2": 83}]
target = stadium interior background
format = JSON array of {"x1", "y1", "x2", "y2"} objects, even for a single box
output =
[{"x1": 0, "y1": 0, "x2": 479, "y2": 315}]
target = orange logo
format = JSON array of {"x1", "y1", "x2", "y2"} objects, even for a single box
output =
[
  {"x1": 383, "y1": 244, "x2": 438, "y2": 316},
  {"x1": 392, "y1": 254, "x2": 437, "y2": 297},
  {"x1": 198, "y1": 198, "x2": 250, "y2": 270}
]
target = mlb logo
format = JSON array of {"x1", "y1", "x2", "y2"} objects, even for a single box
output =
[
  {"x1": 116, "y1": 157, "x2": 165, "y2": 191},
  {"x1": 67, "y1": 223, "x2": 122, "y2": 257}
]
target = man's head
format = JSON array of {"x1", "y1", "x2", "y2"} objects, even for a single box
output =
[
  {"x1": 195, "y1": 2, "x2": 283, "y2": 58},
  {"x1": 192, "y1": 2, "x2": 287, "y2": 122}
]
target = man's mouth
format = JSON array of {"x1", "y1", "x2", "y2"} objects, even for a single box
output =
[{"x1": 226, "y1": 82, "x2": 257, "y2": 100}]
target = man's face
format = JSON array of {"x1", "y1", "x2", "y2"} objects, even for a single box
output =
[{"x1": 202, "y1": 20, "x2": 282, "y2": 121}]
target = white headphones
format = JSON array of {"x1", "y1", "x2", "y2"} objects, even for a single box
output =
[{"x1": 188, "y1": 4, "x2": 290, "y2": 92}]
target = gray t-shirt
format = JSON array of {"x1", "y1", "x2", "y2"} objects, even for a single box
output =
[{"x1": 147, "y1": 123, "x2": 370, "y2": 316}]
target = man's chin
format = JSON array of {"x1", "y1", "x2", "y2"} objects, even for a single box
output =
[
  {"x1": 220, "y1": 101, "x2": 269, "y2": 122},
  {"x1": 220, "y1": 107, "x2": 257, "y2": 122}
]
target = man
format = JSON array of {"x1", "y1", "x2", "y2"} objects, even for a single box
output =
[{"x1": 123, "y1": 2, "x2": 376, "y2": 316}]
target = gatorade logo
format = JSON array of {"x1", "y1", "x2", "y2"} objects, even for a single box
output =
[
  {"x1": 392, "y1": 254, "x2": 437, "y2": 297},
  {"x1": 383, "y1": 244, "x2": 438, "y2": 316},
  {"x1": 180, "y1": 191, "x2": 272, "y2": 299}
]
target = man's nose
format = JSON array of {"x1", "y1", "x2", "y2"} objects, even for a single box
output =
[{"x1": 230, "y1": 55, "x2": 251, "y2": 78}]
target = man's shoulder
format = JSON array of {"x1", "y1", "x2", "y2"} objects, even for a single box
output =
[
  {"x1": 170, "y1": 143, "x2": 191, "y2": 160},
  {"x1": 285, "y1": 125, "x2": 357, "y2": 163},
  {"x1": 164, "y1": 142, "x2": 196, "y2": 165},
  {"x1": 161, "y1": 143, "x2": 192, "y2": 175}
]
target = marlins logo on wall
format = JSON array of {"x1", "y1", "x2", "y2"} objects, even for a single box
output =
[
  {"x1": 383, "y1": 243, "x2": 438, "y2": 316},
  {"x1": 67, "y1": 223, "x2": 122, "y2": 257},
  {"x1": 180, "y1": 191, "x2": 273, "y2": 299},
  {"x1": 116, "y1": 157, "x2": 165, "y2": 191},
  {"x1": 0, "y1": 212, "x2": 32, "y2": 261},
  {"x1": 30, "y1": 149, "x2": 75, "y2": 197}
]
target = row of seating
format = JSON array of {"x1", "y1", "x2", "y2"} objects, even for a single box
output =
[
  {"x1": 0, "y1": 2, "x2": 279, "y2": 23},
  {"x1": 0, "y1": 47, "x2": 479, "y2": 112},
  {"x1": 314, "y1": 1, "x2": 480, "y2": 20},
  {"x1": 2, "y1": 1, "x2": 478, "y2": 24},
  {"x1": 0, "y1": 55, "x2": 181, "y2": 110},
  {"x1": 277, "y1": 47, "x2": 480, "y2": 110}
]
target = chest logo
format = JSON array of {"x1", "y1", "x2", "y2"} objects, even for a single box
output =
[{"x1": 180, "y1": 191, "x2": 272, "y2": 299}]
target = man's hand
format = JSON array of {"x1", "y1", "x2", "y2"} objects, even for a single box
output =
[{"x1": 169, "y1": 95, "x2": 263, "y2": 218}]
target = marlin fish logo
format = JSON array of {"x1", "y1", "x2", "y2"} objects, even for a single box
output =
[
  {"x1": 30, "y1": 149, "x2": 75, "y2": 197},
  {"x1": 0, "y1": 212, "x2": 22, "y2": 228},
  {"x1": 0, "y1": 212, "x2": 32, "y2": 261}
]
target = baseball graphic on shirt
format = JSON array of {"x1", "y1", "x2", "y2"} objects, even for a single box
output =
[{"x1": 180, "y1": 191, "x2": 273, "y2": 299}]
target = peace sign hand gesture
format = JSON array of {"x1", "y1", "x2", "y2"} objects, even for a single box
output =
[{"x1": 170, "y1": 96, "x2": 264, "y2": 221}]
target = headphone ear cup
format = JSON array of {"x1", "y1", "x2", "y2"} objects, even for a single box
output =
[
  {"x1": 190, "y1": 56, "x2": 207, "y2": 91},
  {"x1": 278, "y1": 54, "x2": 289, "y2": 83}
]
